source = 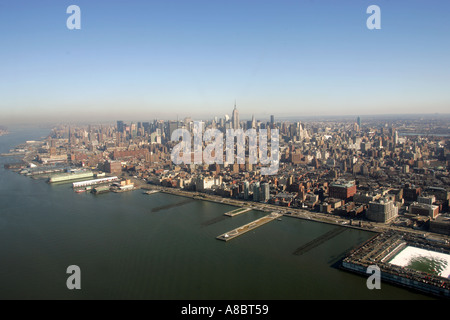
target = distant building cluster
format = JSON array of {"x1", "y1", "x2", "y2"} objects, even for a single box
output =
[
  {"x1": 20, "y1": 106, "x2": 450, "y2": 235},
  {"x1": 0, "y1": 126, "x2": 8, "y2": 136}
]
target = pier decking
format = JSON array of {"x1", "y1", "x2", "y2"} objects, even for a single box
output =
[
  {"x1": 217, "y1": 212, "x2": 283, "y2": 241},
  {"x1": 224, "y1": 207, "x2": 252, "y2": 217}
]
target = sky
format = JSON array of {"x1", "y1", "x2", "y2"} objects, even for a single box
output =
[{"x1": 0, "y1": 0, "x2": 449, "y2": 124}]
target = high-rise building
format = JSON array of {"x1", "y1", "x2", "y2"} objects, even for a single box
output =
[
  {"x1": 253, "y1": 182, "x2": 260, "y2": 202},
  {"x1": 232, "y1": 102, "x2": 239, "y2": 130},
  {"x1": 261, "y1": 183, "x2": 270, "y2": 202},
  {"x1": 243, "y1": 181, "x2": 249, "y2": 200},
  {"x1": 143, "y1": 122, "x2": 150, "y2": 133},
  {"x1": 394, "y1": 130, "x2": 399, "y2": 145},
  {"x1": 130, "y1": 122, "x2": 137, "y2": 138},
  {"x1": 167, "y1": 121, "x2": 179, "y2": 139},
  {"x1": 117, "y1": 121, "x2": 124, "y2": 133}
]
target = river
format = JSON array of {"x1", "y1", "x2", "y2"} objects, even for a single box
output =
[{"x1": 0, "y1": 126, "x2": 432, "y2": 299}]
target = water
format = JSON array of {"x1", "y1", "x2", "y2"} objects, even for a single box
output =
[{"x1": 0, "y1": 126, "x2": 433, "y2": 299}]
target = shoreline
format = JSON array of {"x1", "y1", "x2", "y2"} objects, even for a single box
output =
[{"x1": 140, "y1": 183, "x2": 421, "y2": 236}]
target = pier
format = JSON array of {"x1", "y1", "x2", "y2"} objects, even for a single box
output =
[
  {"x1": 217, "y1": 212, "x2": 283, "y2": 241},
  {"x1": 72, "y1": 176, "x2": 119, "y2": 188},
  {"x1": 341, "y1": 231, "x2": 450, "y2": 298},
  {"x1": 48, "y1": 170, "x2": 93, "y2": 183},
  {"x1": 224, "y1": 207, "x2": 252, "y2": 217},
  {"x1": 144, "y1": 190, "x2": 160, "y2": 195}
]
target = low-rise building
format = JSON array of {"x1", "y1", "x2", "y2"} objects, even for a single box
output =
[{"x1": 409, "y1": 202, "x2": 440, "y2": 219}]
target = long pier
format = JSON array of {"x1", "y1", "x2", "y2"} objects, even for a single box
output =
[
  {"x1": 202, "y1": 207, "x2": 252, "y2": 227},
  {"x1": 217, "y1": 212, "x2": 283, "y2": 241}
]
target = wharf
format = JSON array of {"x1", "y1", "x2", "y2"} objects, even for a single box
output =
[
  {"x1": 72, "y1": 176, "x2": 119, "y2": 188},
  {"x1": 224, "y1": 207, "x2": 252, "y2": 217},
  {"x1": 341, "y1": 231, "x2": 450, "y2": 298},
  {"x1": 144, "y1": 190, "x2": 161, "y2": 195},
  {"x1": 217, "y1": 212, "x2": 283, "y2": 241},
  {"x1": 48, "y1": 171, "x2": 94, "y2": 183}
]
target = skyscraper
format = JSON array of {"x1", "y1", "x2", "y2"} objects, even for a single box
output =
[
  {"x1": 253, "y1": 182, "x2": 260, "y2": 202},
  {"x1": 117, "y1": 120, "x2": 124, "y2": 133},
  {"x1": 261, "y1": 183, "x2": 270, "y2": 202},
  {"x1": 130, "y1": 122, "x2": 137, "y2": 138},
  {"x1": 232, "y1": 101, "x2": 239, "y2": 130},
  {"x1": 243, "y1": 181, "x2": 249, "y2": 200}
]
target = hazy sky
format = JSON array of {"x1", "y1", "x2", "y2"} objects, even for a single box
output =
[{"x1": 1, "y1": 0, "x2": 449, "y2": 124}]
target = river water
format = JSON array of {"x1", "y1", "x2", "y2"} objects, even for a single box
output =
[{"x1": 0, "y1": 126, "x2": 432, "y2": 299}]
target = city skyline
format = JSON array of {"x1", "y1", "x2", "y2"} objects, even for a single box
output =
[{"x1": 1, "y1": 0, "x2": 450, "y2": 124}]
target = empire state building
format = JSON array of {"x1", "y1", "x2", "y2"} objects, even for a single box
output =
[{"x1": 232, "y1": 102, "x2": 239, "y2": 130}]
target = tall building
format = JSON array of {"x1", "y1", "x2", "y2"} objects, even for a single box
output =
[
  {"x1": 261, "y1": 183, "x2": 270, "y2": 202},
  {"x1": 117, "y1": 120, "x2": 124, "y2": 133},
  {"x1": 167, "y1": 121, "x2": 179, "y2": 139},
  {"x1": 232, "y1": 102, "x2": 239, "y2": 130},
  {"x1": 253, "y1": 182, "x2": 260, "y2": 202},
  {"x1": 130, "y1": 122, "x2": 137, "y2": 138},
  {"x1": 243, "y1": 181, "x2": 249, "y2": 200},
  {"x1": 143, "y1": 122, "x2": 150, "y2": 133}
]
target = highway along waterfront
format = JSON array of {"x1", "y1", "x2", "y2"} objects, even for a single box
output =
[{"x1": 0, "y1": 126, "x2": 435, "y2": 299}]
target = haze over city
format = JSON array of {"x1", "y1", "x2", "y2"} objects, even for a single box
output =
[
  {"x1": 1, "y1": 0, "x2": 450, "y2": 124},
  {"x1": 1, "y1": 1, "x2": 450, "y2": 304}
]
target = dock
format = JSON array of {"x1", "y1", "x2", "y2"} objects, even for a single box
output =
[
  {"x1": 72, "y1": 176, "x2": 119, "y2": 189},
  {"x1": 341, "y1": 231, "x2": 450, "y2": 298},
  {"x1": 217, "y1": 212, "x2": 283, "y2": 241},
  {"x1": 144, "y1": 190, "x2": 160, "y2": 195},
  {"x1": 224, "y1": 207, "x2": 252, "y2": 217},
  {"x1": 48, "y1": 170, "x2": 94, "y2": 183}
]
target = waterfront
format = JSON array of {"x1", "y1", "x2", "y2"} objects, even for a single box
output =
[{"x1": 0, "y1": 127, "x2": 436, "y2": 299}]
